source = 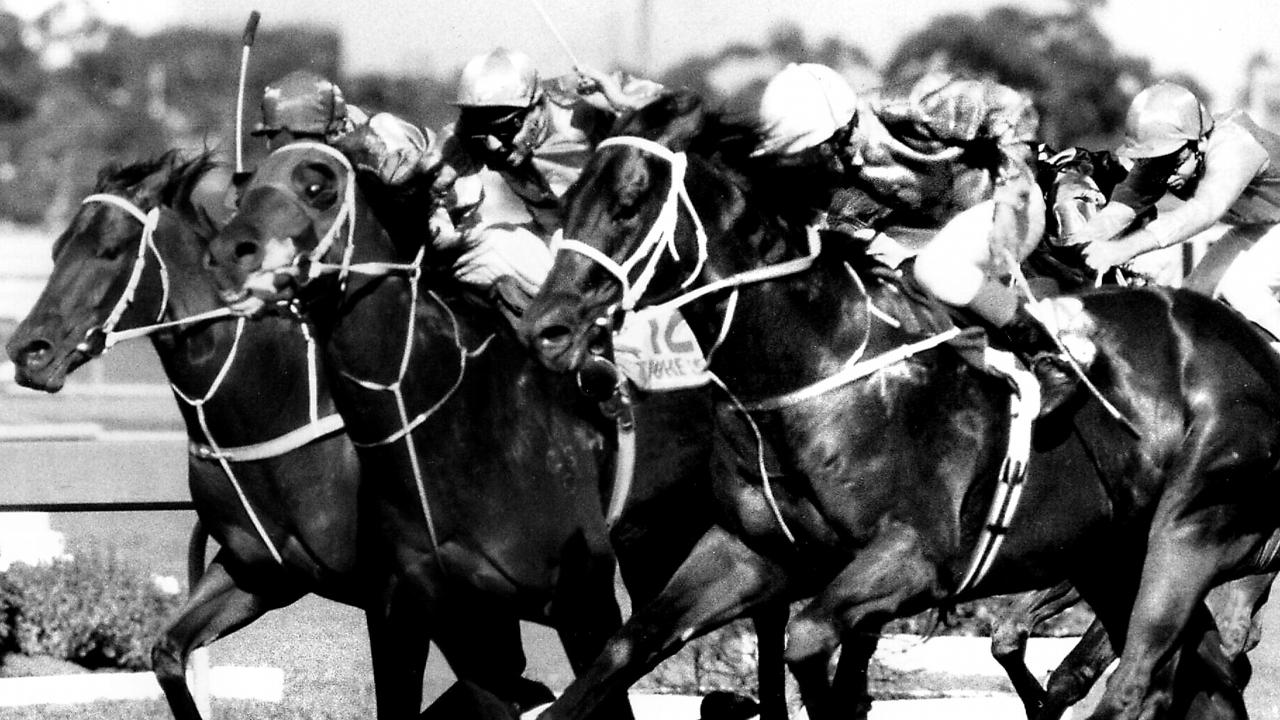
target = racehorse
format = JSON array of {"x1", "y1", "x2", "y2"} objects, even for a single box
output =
[
  {"x1": 989, "y1": 148, "x2": 1276, "y2": 720},
  {"x1": 201, "y1": 140, "x2": 802, "y2": 720},
  {"x1": 518, "y1": 91, "x2": 1280, "y2": 720},
  {"x1": 4, "y1": 150, "x2": 552, "y2": 719}
]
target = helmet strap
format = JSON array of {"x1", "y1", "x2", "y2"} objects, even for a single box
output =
[{"x1": 506, "y1": 104, "x2": 547, "y2": 166}]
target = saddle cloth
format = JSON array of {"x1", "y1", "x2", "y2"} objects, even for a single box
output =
[{"x1": 612, "y1": 307, "x2": 712, "y2": 392}]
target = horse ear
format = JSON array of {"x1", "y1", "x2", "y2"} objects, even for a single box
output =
[{"x1": 653, "y1": 90, "x2": 705, "y2": 151}]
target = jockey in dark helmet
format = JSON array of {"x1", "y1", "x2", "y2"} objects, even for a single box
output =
[
  {"x1": 752, "y1": 64, "x2": 1074, "y2": 397},
  {"x1": 251, "y1": 69, "x2": 441, "y2": 188},
  {"x1": 252, "y1": 70, "x2": 360, "y2": 148},
  {"x1": 1079, "y1": 81, "x2": 1280, "y2": 345}
]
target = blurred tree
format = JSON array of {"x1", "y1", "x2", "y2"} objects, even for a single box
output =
[
  {"x1": 882, "y1": 5, "x2": 1157, "y2": 148},
  {"x1": 0, "y1": 9, "x2": 44, "y2": 123},
  {"x1": 346, "y1": 72, "x2": 456, "y2": 135},
  {"x1": 0, "y1": 4, "x2": 347, "y2": 224},
  {"x1": 659, "y1": 22, "x2": 874, "y2": 117}
]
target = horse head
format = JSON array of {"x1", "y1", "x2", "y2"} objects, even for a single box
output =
[
  {"x1": 523, "y1": 91, "x2": 742, "y2": 370},
  {"x1": 204, "y1": 141, "x2": 357, "y2": 312},
  {"x1": 522, "y1": 91, "x2": 860, "y2": 397},
  {"x1": 6, "y1": 150, "x2": 225, "y2": 391}
]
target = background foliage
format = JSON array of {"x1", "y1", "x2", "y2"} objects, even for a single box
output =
[
  {"x1": 0, "y1": 553, "x2": 182, "y2": 671},
  {"x1": 0, "y1": 0, "x2": 1175, "y2": 227}
]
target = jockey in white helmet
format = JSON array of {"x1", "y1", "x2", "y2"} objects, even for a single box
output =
[
  {"x1": 1078, "y1": 81, "x2": 1280, "y2": 341},
  {"x1": 754, "y1": 64, "x2": 1064, "y2": 395}
]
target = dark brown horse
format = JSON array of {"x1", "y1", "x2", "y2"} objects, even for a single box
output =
[
  {"x1": 518, "y1": 92, "x2": 1280, "y2": 720},
  {"x1": 202, "y1": 140, "x2": 797, "y2": 720},
  {"x1": 4, "y1": 150, "x2": 551, "y2": 719},
  {"x1": 986, "y1": 148, "x2": 1276, "y2": 720}
]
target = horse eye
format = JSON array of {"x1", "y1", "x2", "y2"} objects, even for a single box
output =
[
  {"x1": 95, "y1": 241, "x2": 125, "y2": 260},
  {"x1": 305, "y1": 183, "x2": 324, "y2": 198}
]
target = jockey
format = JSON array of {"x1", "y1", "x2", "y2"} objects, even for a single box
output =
[
  {"x1": 252, "y1": 69, "x2": 440, "y2": 188},
  {"x1": 433, "y1": 47, "x2": 664, "y2": 299},
  {"x1": 1077, "y1": 81, "x2": 1280, "y2": 340},
  {"x1": 753, "y1": 64, "x2": 1063, "y2": 379}
]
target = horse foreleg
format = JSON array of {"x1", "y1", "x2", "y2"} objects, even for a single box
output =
[
  {"x1": 1206, "y1": 570, "x2": 1277, "y2": 679},
  {"x1": 431, "y1": 591, "x2": 554, "y2": 713},
  {"x1": 153, "y1": 551, "x2": 302, "y2": 720},
  {"x1": 1038, "y1": 618, "x2": 1114, "y2": 720},
  {"x1": 832, "y1": 632, "x2": 879, "y2": 720},
  {"x1": 1087, "y1": 536, "x2": 1249, "y2": 720},
  {"x1": 366, "y1": 577, "x2": 435, "y2": 720},
  {"x1": 784, "y1": 522, "x2": 937, "y2": 720},
  {"x1": 752, "y1": 603, "x2": 791, "y2": 720},
  {"x1": 549, "y1": 541, "x2": 633, "y2": 720},
  {"x1": 991, "y1": 582, "x2": 1084, "y2": 719},
  {"x1": 538, "y1": 525, "x2": 792, "y2": 720}
]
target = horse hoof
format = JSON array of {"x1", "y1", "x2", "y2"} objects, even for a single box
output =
[
  {"x1": 511, "y1": 678, "x2": 556, "y2": 712},
  {"x1": 700, "y1": 689, "x2": 760, "y2": 720}
]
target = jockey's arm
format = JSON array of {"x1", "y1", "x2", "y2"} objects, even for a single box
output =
[
  {"x1": 1079, "y1": 124, "x2": 1267, "y2": 269},
  {"x1": 1138, "y1": 124, "x2": 1268, "y2": 251},
  {"x1": 572, "y1": 66, "x2": 664, "y2": 112},
  {"x1": 335, "y1": 112, "x2": 442, "y2": 187}
]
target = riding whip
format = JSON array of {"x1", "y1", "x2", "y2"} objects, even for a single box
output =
[
  {"x1": 234, "y1": 10, "x2": 261, "y2": 174},
  {"x1": 525, "y1": 0, "x2": 584, "y2": 70}
]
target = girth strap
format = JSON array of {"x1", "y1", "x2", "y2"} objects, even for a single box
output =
[{"x1": 189, "y1": 414, "x2": 346, "y2": 462}]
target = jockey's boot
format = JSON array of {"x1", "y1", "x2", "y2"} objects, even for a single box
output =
[{"x1": 1001, "y1": 301, "x2": 1078, "y2": 416}]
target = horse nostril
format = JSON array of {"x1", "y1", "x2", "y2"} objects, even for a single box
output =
[
  {"x1": 234, "y1": 241, "x2": 259, "y2": 260},
  {"x1": 536, "y1": 325, "x2": 572, "y2": 353},
  {"x1": 15, "y1": 339, "x2": 53, "y2": 369}
]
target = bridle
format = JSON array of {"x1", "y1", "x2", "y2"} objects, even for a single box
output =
[
  {"x1": 79, "y1": 189, "x2": 343, "y2": 567},
  {"x1": 77, "y1": 193, "x2": 170, "y2": 353},
  {"x1": 550, "y1": 136, "x2": 829, "y2": 368}
]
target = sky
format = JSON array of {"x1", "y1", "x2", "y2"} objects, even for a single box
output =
[{"x1": 28, "y1": 0, "x2": 1280, "y2": 108}]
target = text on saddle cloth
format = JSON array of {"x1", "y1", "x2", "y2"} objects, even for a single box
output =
[{"x1": 612, "y1": 306, "x2": 712, "y2": 392}]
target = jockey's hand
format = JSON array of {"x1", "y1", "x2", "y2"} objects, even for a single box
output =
[
  {"x1": 454, "y1": 224, "x2": 553, "y2": 297},
  {"x1": 1081, "y1": 230, "x2": 1156, "y2": 272},
  {"x1": 575, "y1": 66, "x2": 611, "y2": 96}
]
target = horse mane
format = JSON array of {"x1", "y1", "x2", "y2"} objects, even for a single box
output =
[
  {"x1": 158, "y1": 148, "x2": 222, "y2": 209},
  {"x1": 92, "y1": 149, "x2": 183, "y2": 194},
  {"x1": 90, "y1": 147, "x2": 225, "y2": 230}
]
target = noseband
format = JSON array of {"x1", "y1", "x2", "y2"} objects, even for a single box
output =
[
  {"x1": 78, "y1": 193, "x2": 170, "y2": 352},
  {"x1": 254, "y1": 141, "x2": 424, "y2": 285}
]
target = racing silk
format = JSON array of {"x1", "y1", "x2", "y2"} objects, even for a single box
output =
[
  {"x1": 335, "y1": 111, "x2": 441, "y2": 187},
  {"x1": 829, "y1": 72, "x2": 1039, "y2": 232},
  {"x1": 1214, "y1": 112, "x2": 1280, "y2": 226},
  {"x1": 1083, "y1": 110, "x2": 1280, "y2": 249}
]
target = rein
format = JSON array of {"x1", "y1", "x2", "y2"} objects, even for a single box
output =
[
  {"x1": 82, "y1": 191, "x2": 347, "y2": 566},
  {"x1": 265, "y1": 140, "x2": 494, "y2": 561}
]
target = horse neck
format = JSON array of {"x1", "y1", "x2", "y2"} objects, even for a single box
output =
[
  {"x1": 674, "y1": 168, "x2": 872, "y2": 400},
  {"x1": 145, "y1": 211, "x2": 337, "y2": 446},
  {"x1": 316, "y1": 195, "x2": 496, "y2": 418}
]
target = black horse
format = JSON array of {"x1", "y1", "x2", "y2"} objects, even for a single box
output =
[
  {"x1": 4, "y1": 150, "x2": 552, "y2": 719},
  {"x1": 519, "y1": 92, "x2": 1280, "y2": 720},
  {"x1": 201, "y1": 140, "x2": 807, "y2": 720}
]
